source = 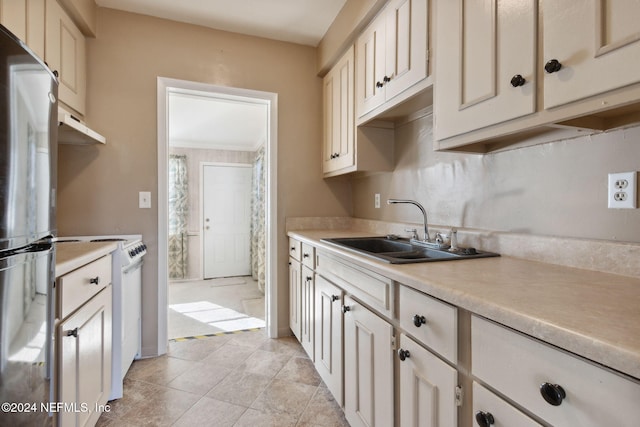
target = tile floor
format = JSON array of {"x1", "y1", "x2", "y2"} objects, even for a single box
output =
[{"x1": 96, "y1": 329, "x2": 350, "y2": 427}]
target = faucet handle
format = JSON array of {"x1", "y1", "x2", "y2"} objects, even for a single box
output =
[{"x1": 404, "y1": 228, "x2": 419, "y2": 240}]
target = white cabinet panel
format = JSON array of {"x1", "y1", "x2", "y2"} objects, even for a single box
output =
[
  {"x1": 314, "y1": 275, "x2": 344, "y2": 405},
  {"x1": 434, "y1": 0, "x2": 536, "y2": 141},
  {"x1": 472, "y1": 382, "x2": 542, "y2": 427},
  {"x1": 543, "y1": 0, "x2": 640, "y2": 109},
  {"x1": 300, "y1": 265, "x2": 314, "y2": 360},
  {"x1": 344, "y1": 296, "x2": 393, "y2": 427},
  {"x1": 289, "y1": 258, "x2": 301, "y2": 340},
  {"x1": 398, "y1": 334, "x2": 457, "y2": 427}
]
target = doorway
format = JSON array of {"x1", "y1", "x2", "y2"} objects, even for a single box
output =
[{"x1": 157, "y1": 78, "x2": 278, "y2": 353}]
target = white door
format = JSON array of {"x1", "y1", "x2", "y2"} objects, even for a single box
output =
[{"x1": 202, "y1": 164, "x2": 252, "y2": 279}]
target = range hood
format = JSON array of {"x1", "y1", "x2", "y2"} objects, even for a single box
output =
[{"x1": 58, "y1": 108, "x2": 106, "y2": 145}]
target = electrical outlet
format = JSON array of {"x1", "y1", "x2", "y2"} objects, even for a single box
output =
[
  {"x1": 374, "y1": 193, "x2": 381, "y2": 209},
  {"x1": 608, "y1": 172, "x2": 636, "y2": 209}
]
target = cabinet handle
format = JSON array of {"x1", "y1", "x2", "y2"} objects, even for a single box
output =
[
  {"x1": 475, "y1": 411, "x2": 495, "y2": 427},
  {"x1": 89, "y1": 276, "x2": 100, "y2": 285},
  {"x1": 544, "y1": 59, "x2": 562, "y2": 73},
  {"x1": 66, "y1": 328, "x2": 78, "y2": 338},
  {"x1": 398, "y1": 348, "x2": 410, "y2": 361},
  {"x1": 303, "y1": 253, "x2": 309, "y2": 258},
  {"x1": 510, "y1": 74, "x2": 526, "y2": 87},
  {"x1": 291, "y1": 247, "x2": 296, "y2": 252},
  {"x1": 335, "y1": 153, "x2": 340, "y2": 158},
  {"x1": 376, "y1": 81, "x2": 384, "y2": 88},
  {"x1": 383, "y1": 75, "x2": 391, "y2": 83},
  {"x1": 342, "y1": 305, "x2": 351, "y2": 314},
  {"x1": 330, "y1": 154, "x2": 335, "y2": 159},
  {"x1": 331, "y1": 295, "x2": 340, "y2": 302},
  {"x1": 305, "y1": 276, "x2": 312, "y2": 282},
  {"x1": 540, "y1": 382, "x2": 566, "y2": 406},
  {"x1": 413, "y1": 314, "x2": 427, "y2": 327}
]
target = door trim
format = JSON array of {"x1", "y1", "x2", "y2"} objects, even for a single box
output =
[{"x1": 157, "y1": 77, "x2": 278, "y2": 355}]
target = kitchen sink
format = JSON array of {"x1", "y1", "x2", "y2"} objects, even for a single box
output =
[{"x1": 321, "y1": 236, "x2": 499, "y2": 264}]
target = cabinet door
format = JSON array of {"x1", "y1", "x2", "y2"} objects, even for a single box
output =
[
  {"x1": 45, "y1": 0, "x2": 86, "y2": 114},
  {"x1": 314, "y1": 275, "x2": 344, "y2": 405},
  {"x1": 356, "y1": 13, "x2": 386, "y2": 116},
  {"x1": 344, "y1": 296, "x2": 393, "y2": 427},
  {"x1": 543, "y1": 0, "x2": 640, "y2": 109},
  {"x1": 0, "y1": 0, "x2": 45, "y2": 59},
  {"x1": 300, "y1": 265, "x2": 314, "y2": 360},
  {"x1": 434, "y1": 0, "x2": 535, "y2": 141},
  {"x1": 384, "y1": 0, "x2": 428, "y2": 101},
  {"x1": 289, "y1": 258, "x2": 301, "y2": 340},
  {"x1": 398, "y1": 334, "x2": 457, "y2": 427},
  {"x1": 323, "y1": 45, "x2": 355, "y2": 174},
  {"x1": 58, "y1": 286, "x2": 112, "y2": 427}
]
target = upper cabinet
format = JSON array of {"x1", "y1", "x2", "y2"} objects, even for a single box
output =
[
  {"x1": 434, "y1": 0, "x2": 536, "y2": 141},
  {"x1": 542, "y1": 0, "x2": 640, "y2": 109},
  {"x1": 435, "y1": 0, "x2": 640, "y2": 153},
  {"x1": 355, "y1": 0, "x2": 429, "y2": 121},
  {"x1": 45, "y1": 0, "x2": 86, "y2": 116},
  {"x1": 323, "y1": 45, "x2": 355, "y2": 175},
  {"x1": 0, "y1": 0, "x2": 45, "y2": 59}
]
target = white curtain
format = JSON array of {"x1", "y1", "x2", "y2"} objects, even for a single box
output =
[
  {"x1": 250, "y1": 147, "x2": 266, "y2": 292},
  {"x1": 168, "y1": 154, "x2": 188, "y2": 279}
]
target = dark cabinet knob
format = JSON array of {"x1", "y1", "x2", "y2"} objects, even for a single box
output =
[
  {"x1": 53, "y1": 70, "x2": 59, "y2": 78},
  {"x1": 330, "y1": 154, "x2": 335, "y2": 159},
  {"x1": 303, "y1": 253, "x2": 309, "y2": 258},
  {"x1": 305, "y1": 276, "x2": 312, "y2": 282},
  {"x1": 331, "y1": 295, "x2": 340, "y2": 302},
  {"x1": 66, "y1": 328, "x2": 78, "y2": 338},
  {"x1": 383, "y1": 75, "x2": 391, "y2": 83},
  {"x1": 510, "y1": 74, "x2": 526, "y2": 87},
  {"x1": 335, "y1": 153, "x2": 340, "y2": 158},
  {"x1": 398, "y1": 348, "x2": 410, "y2": 361},
  {"x1": 342, "y1": 305, "x2": 351, "y2": 314},
  {"x1": 413, "y1": 314, "x2": 427, "y2": 327},
  {"x1": 291, "y1": 247, "x2": 296, "y2": 251},
  {"x1": 540, "y1": 382, "x2": 566, "y2": 406},
  {"x1": 475, "y1": 411, "x2": 495, "y2": 427},
  {"x1": 544, "y1": 59, "x2": 562, "y2": 73},
  {"x1": 376, "y1": 81, "x2": 384, "y2": 88},
  {"x1": 89, "y1": 276, "x2": 100, "y2": 285}
]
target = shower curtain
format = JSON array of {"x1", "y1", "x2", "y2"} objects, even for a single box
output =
[
  {"x1": 250, "y1": 147, "x2": 266, "y2": 292},
  {"x1": 168, "y1": 154, "x2": 189, "y2": 279}
]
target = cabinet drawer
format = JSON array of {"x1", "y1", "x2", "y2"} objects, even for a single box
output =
[
  {"x1": 58, "y1": 255, "x2": 112, "y2": 319},
  {"x1": 316, "y1": 251, "x2": 394, "y2": 318},
  {"x1": 289, "y1": 237, "x2": 302, "y2": 261},
  {"x1": 472, "y1": 382, "x2": 542, "y2": 427},
  {"x1": 472, "y1": 315, "x2": 640, "y2": 427},
  {"x1": 399, "y1": 285, "x2": 457, "y2": 364},
  {"x1": 301, "y1": 242, "x2": 315, "y2": 269},
  {"x1": 289, "y1": 238, "x2": 302, "y2": 262}
]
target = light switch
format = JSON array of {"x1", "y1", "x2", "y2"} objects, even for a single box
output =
[{"x1": 139, "y1": 191, "x2": 151, "y2": 209}]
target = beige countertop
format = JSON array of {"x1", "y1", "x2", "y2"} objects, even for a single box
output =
[
  {"x1": 55, "y1": 241, "x2": 118, "y2": 277},
  {"x1": 289, "y1": 229, "x2": 640, "y2": 381}
]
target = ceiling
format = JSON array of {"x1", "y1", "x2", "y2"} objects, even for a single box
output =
[
  {"x1": 96, "y1": 0, "x2": 347, "y2": 46},
  {"x1": 168, "y1": 91, "x2": 269, "y2": 152}
]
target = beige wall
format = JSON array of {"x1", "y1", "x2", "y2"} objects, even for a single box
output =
[
  {"x1": 352, "y1": 114, "x2": 640, "y2": 243},
  {"x1": 57, "y1": 8, "x2": 352, "y2": 355}
]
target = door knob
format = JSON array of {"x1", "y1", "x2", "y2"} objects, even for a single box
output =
[
  {"x1": 540, "y1": 382, "x2": 566, "y2": 406},
  {"x1": 413, "y1": 314, "x2": 427, "y2": 327},
  {"x1": 398, "y1": 348, "x2": 410, "y2": 361},
  {"x1": 510, "y1": 74, "x2": 526, "y2": 87},
  {"x1": 475, "y1": 411, "x2": 495, "y2": 427}
]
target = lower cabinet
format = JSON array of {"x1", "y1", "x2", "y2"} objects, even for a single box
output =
[
  {"x1": 398, "y1": 333, "x2": 458, "y2": 427},
  {"x1": 289, "y1": 254, "x2": 301, "y2": 340},
  {"x1": 300, "y1": 265, "x2": 315, "y2": 360},
  {"x1": 343, "y1": 296, "x2": 394, "y2": 427},
  {"x1": 314, "y1": 275, "x2": 344, "y2": 405},
  {"x1": 58, "y1": 285, "x2": 112, "y2": 427}
]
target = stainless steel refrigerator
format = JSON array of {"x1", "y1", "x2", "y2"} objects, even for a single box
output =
[{"x1": 0, "y1": 24, "x2": 57, "y2": 426}]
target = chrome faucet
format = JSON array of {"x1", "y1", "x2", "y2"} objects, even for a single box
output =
[{"x1": 387, "y1": 199, "x2": 431, "y2": 242}]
